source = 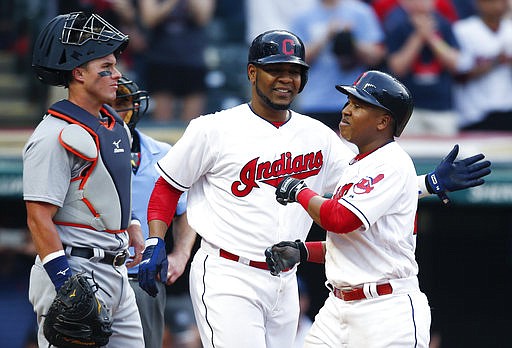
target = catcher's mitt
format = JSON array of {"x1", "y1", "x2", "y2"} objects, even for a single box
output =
[{"x1": 43, "y1": 272, "x2": 113, "y2": 348}]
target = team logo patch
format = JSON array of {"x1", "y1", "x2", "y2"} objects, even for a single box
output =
[{"x1": 353, "y1": 174, "x2": 384, "y2": 194}]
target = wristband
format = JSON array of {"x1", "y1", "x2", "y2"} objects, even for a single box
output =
[
  {"x1": 425, "y1": 172, "x2": 450, "y2": 204},
  {"x1": 297, "y1": 188, "x2": 317, "y2": 210},
  {"x1": 130, "y1": 219, "x2": 141, "y2": 227},
  {"x1": 305, "y1": 241, "x2": 325, "y2": 264},
  {"x1": 43, "y1": 253, "x2": 72, "y2": 291}
]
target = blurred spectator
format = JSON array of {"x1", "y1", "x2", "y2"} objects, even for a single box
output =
[
  {"x1": 109, "y1": 1, "x2": 150, "y2": 87},
  {"x1": 292, "y1": 0, "x2": 386, "y2": 130},
  {"x1": 384, "y1": 0, "x2": 460, "y2": 136},
  {"x1": 140, "y1": 0, "x2": 216, "y2": 124},
  {"x1": 245, "y1": 0, "x2": 316, "y2": 44},
  {"x1": 452, "y1": 0, "x2": 512, "y2": 131},
  {"x1": 451, "y1": 0, "x2": 477, "y2": 19},
  {"x1": 372, "y1": 0, "x2": 459, "y2": 23}
]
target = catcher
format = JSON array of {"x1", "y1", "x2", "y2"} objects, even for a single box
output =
[{"x1": 24, "y1": 12, "x2": 145, "y2": 347}]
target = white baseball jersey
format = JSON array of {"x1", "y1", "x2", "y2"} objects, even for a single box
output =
[
  {"x1": 156, "y1": 103, "x2": 354, "y2": 261},
  {"x1": 453, "y1": 15, "x2": 512, "y2": 127},
  {"x1": 324, "y1": 141, "x2": 419, "y2": 287}
]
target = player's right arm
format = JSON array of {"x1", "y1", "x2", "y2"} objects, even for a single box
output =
[
  {"x1": 26, "y1": 201, "x2": 72, "y2": 290},
  {"x1": 265, "y1": 240, "x2": 326, "y2": 276},
  {"x1": 26, "y1": 201, "x2": 61, "y2": 259},
  {"x1": 139, "y1": 176, "x2": 184, "y2": 297}
]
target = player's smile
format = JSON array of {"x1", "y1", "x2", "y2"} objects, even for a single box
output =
[{"x1": 274, "y1": 87, "x2": 292, "y2": 95}]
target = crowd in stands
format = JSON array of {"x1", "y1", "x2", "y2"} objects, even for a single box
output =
[
  {"x1": 0, "y1": 1, "x2": 511, "y2": 347},
  {"x1": 1, "y1": 0, "x2": 511, "y2": 134}
]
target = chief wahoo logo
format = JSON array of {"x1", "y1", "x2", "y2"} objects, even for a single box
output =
[{"x1": 353, "y1": 174, "x2": 384, "y2": 194}]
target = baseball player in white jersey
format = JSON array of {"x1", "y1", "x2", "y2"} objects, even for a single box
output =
[
  {"x1": 267, "y1": 70, "x2": 466, "y2": 347},
  {"x1": 139, "y1": 32, "x2": 491, "y2": 348},
  {"x1": 25, "y1": 12, "x2": 144, "y2": 347}
]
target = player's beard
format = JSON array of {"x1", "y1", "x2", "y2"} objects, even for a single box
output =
[{"x1": 255, "y1": 83, "x2": 291, "y2": 111}]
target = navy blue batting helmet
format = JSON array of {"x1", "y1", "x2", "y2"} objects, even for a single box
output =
[
  {"x1": 336, "y1": 70, "x2": 413, "y2": 137},
  {"x1": 248, "y1": 30, "x2": 309, "y2": 92}
]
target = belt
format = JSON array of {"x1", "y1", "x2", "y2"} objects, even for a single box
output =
[
  {"x1": 219, "y1": 249, "x2": 269, "y2": 271},
  {"x1": 127, "y1": 273, "x2": 138, "y2": 280},
  {"x1": 66, "y1": 246, "x2": 128, "y2": 267},
  {"x1": 333, "y1": 282, "x2": 393, "y2": 301}
]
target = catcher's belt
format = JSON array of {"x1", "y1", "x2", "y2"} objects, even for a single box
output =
[{"x1": 65, "y1": 245, "x2": 128, "y2": 267}]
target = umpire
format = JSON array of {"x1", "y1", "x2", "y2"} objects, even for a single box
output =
[{"x1": 24, "y1": 12, "x2": 145, "y2": 347}]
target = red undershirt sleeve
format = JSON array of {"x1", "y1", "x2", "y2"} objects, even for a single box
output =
[
  {"x1": 319, "y1": 199, "x2": 363, "y2": 234},
  {"x1": 147, "y1": 176, "x2": 184, "y2": 227}
]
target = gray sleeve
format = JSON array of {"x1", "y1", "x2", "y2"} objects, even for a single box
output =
[{"x1": 22, "y1": 117, "x2": 85, "y2": 206}]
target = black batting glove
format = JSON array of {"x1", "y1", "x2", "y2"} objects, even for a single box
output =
[
  {"x1": 265, "y1": 240, "x2": 308, "y2": 276},
  {"x1": 275, "y1": 177, "x2": 308, "y2": 205}
]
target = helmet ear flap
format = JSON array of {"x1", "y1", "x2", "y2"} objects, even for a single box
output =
[{"x1": 299, "y1": 69, "x2": 308, "y2": 93}]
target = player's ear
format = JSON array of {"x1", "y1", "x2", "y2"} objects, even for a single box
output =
[
  {"x1": 376, "y1": 113, "x2": 393, "y2": 132},
  {"x1": 247, "y1": 63, "x2": 257, "y2": 83},
  {"x1": 72, "y1": 67, "x2": 86, "y2": 83}
]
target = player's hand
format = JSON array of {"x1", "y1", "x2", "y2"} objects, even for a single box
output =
[
  {"x1": 276, "y1": 177, "x2": 308, "y2": 205},
  {"x1": 265, "y1": 240, "x2": 307, "y2": 276},
  {"x1": 427, "y1": 144, "x2": 491, "y2": 204},
  {"x1": 126, "y1": 222, "x2": 144, "y2": 268},
  {"x1": 166, "y1": 251, "x2": 190, "y2": 285},
  {"x1": 138, "y1": 237, "x2": 168, "y2": 297}
]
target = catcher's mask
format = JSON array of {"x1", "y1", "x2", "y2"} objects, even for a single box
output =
[
  {"x1": 32, "y1": 11, "x2": 129, "y2": 86},
  {"x1": 248, "y1": 30, "x2": 310, "y2": 93},
  {"x1": 335, "y1": 70, "x2": 414, "y2": 137},
  {"x1": 113, "y1": 76, "x2": 149, "y2": 131}
]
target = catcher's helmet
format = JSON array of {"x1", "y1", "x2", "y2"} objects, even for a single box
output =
[
  {"x1": 114, "y1": 76, "x2": 149, "y2": 131},
  {"x1": 248, "y1": 30, "x2": 309, "y2": 92},
  {"x1": 32, "y1": 12, "x2": 129, "y2": 86},
  {"x1": 336, "y1": 70, "x2": 413, "y2": 137}
]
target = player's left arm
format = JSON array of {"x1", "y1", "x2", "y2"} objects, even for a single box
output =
[
  {"x1": 418, "y1": 144, "x2": 491, "y2": 204},
  {"x1": 126, "y1": 220, "x2": 144, "y2": 268},
  {"x1": 166, "y1": 212, "x2": 197, "y2": 285}
]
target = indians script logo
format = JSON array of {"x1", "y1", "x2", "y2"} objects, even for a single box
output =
[
  {"x1": 231, "y1": 151, "x2": 323, "y2": 197},
  {"x1": 333, "y1": 173, "x2": 384, "y2": 199}
]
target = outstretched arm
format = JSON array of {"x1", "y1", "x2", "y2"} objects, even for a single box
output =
[{"x1": 420, "y1": 144, "x2": 491, "y2": 204}]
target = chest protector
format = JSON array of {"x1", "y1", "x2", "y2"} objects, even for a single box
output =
[{"x1": 48, "y1": 100, "x2": 132, "y2": 233}]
